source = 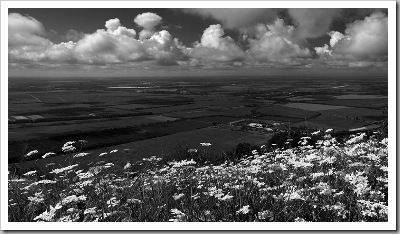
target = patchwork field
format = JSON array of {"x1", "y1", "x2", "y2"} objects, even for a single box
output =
[{"x1": 13, "y1": 127, "x2": 272, "y2": 172}]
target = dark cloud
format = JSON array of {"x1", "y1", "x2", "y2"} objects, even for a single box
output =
[
  {"x1": 288, "y1": 9, "x2": 341, "y2": 40},
  {"x1": 182, "y1": 9, "x2": 278, "y2": 31}
]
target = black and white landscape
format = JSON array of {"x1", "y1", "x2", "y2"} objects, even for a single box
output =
[{"x1": 5, "y1": 5, "x2": 393, "y2": 228}]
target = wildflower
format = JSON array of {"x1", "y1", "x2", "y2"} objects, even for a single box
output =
[
  {"x1": 169, "y1": 159, "x2": 196, "y2": 168},
  {"x1": 283, "y1": 190, "x2": 305, "y2": 201},
  {"x1": 106, "y1": 197, "x2": 120, "y2": 207},
  {"x1": 173, "y1": 193, "x2": 185, "y2": 200},
  {"x1": 346, "y1": 133, "x2": 366, "y2": 144},
  {"x1": 345, "y1": 172, "x2": 370, "y2": 196},
  {"x1": 252, "y1": 149, "x2": 258, "y2": 155},
  {"x1": 124, "y1": 162, "x2": 131, "y2": 170},
  {"x1": 127, "y1": 198, "x2": 142, "y2": 204},
  {"x1": 25, "y1": 150, "x2": 38, "y2": 157},
  {"x1": 311, "y1": 130, "x2": 320, "y2": 135},
  {"x1": 28, "y1": 193, "x2": 45, "y2": 204},
  {"x1": 77, "y1": 172, "x2": 94, "y2": 180},
  {"x1": 50, "y1": 164, "x2": 78, "y2": 174},
  {"x1": 23, "y1": 170, "x2": 37, "y2": 176},
  {"x1": 200, "y1": 142, "x2": 212, "y2": 147},
  {"x1": 109, "y1": 150, "x2": 118, "y2": 153},
  {"x1": 84, "y1": 207, "x2": 97, "y2": 215},
  {"x1": 33, "y1": 203, "x2": 62, "y2": 221},
  {"x1": 73, "y1": 152, "x2": 90, "y2": 158},
  {"x1": 169, "y1": 209, "x2": 187, "y2": 222},
  {"x1": 380, "y1": 138, "x2": 388, "y2": 146},
  {"x1": 236, "y1": 205, "x2": 250, "y2": 215},
  {"x1": 42, "y1": 152, "x2": 55, "y2": 158},
  {"x1": 219, "y1": 194, "x2": 234, "y2": 201},
  {"x1": 380, "y1": 166, "x2": 388, "y2": 172},
  {"x1": 187, "y1": 148, "x2": 198, "y2": 153},
  {"x1": 103, "y1": 163, "x2": 114, "y2": 168},
  {"x1": 62, "y1": 141, "x2": 76, "y2": 153},
  {"x1": 294, "y1": 217, "x2": 307, "y2": 222},
  {"x1": 258, "y1": 210, "x2": 273, "y2": 221},
  {"x1": 142, "y1": 156, "x2": 162, "y2": 162}
]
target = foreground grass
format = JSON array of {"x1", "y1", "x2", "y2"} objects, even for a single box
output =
[{"x1": 8, "y1": 132, "x2": 388, "y2": 222}]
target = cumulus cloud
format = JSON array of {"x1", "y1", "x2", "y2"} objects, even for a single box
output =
[
  {"x1": 288, "y1": 9, "x2": 341, "y2": 40},
  {"x1": 184, "y1": 24, "x2": 245, "y2": 62},
  {"x1": 246, "y1": 19, "x2": 311, "y2": 62},
  {"x1": 331, "y1": 12, "x2": 388, "y2": 60},
  {"x1": 8, "y1": 13, "x2": 52, "y2": 48},
  {"x1": 9, "y1": 13, "x2": 181, "y2": 66},
  {"x1": 134, "y1": 12, "x2": 162, "y2": 39},
  {"x1": 182, "y1": 9, "x2": 278, "y2": 31},
  {"x1": 314, "y1": 11, "x2": 388, "y2": 64},
  {"x1": 105, "y1": 18, "x2": 121, "y2": 32},
  {"x1": 328, "y1": 31, "x2": 345, "y2": 47}
]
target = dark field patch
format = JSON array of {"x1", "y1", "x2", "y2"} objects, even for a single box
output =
[
  {"x1": 192, "y1": 116, "x2": 240, "y2": 124},
  {"x1": 257, "y1": 105, "x2": 318, "y2": 119},
  {"x1": 320, "y1": 107, "x2": 386, "y2": 121},
  {"x1": 16, "y1": 107, "x2": 104, "y2": 117},
  {"x1": 128, "y1": 97, "x2": 193, "y2": 106},
  {"x1": 292, "y1": 114, "x2": 366, "y2": 131},
  {"x1": 307, "y1": 99, "x2": 388, "y2": 109}
]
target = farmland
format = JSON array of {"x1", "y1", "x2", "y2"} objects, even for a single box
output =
[{"x1": 8, "y1": 75, "x2": 387, "y2": 171}]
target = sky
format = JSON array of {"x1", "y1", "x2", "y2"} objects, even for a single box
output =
[{"x1": 8, "y1": 8, "x2": 388, "y2": 77}]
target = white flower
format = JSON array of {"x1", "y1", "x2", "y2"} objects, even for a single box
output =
[
  {"x1": 25, "y1": 150, "x2": 38, "y2": 157},
  {"x1": 124, "y1": 162, "x2": 131, "y2": 169},
  {"x1": 325, "y1": 128, "x2": 333, "y2": 133},
  {"x1": 62, "y1": 141, "x2": 76, "y2": 153},
  {"x1": 84, "y1": 207, "x2": 97, "y2": 215},
  {"x1": 173, "y1": 193, "x2": 185, "y2": 200},
  {"x1": 50, "y1": 164, "x2": 78, "y2": 174},
  {"x1": 219, "y1": 194, "x2": 234, "y2": 201},
  {"x1": 42, "y1": 152, "x2": 55, "y2": 158},
  {"x1": 236, "y1": 205, "x2": 250, "y2": 214},
  {"x1": 311, "y1": 130, "x2": 320, "y2": 135},
  {"x1": 169, "y1": 209, "x2": 187, "y2": 222},
  {"x1": 73, "y1": 152, "x2": 90, "y2": 158},
  {"x1": 23, "y1": 170, "x2": 37, "y2": 176},
  {"x1": 200, "y1": 142, "x2": 212, "y2": 147},
  {"x1": 106, "y1": 197, "x2": 119, "y2": 207}
]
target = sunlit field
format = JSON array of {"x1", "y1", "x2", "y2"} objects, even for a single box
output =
[{"x1": 8, "y1": 130, "x2": 388, "y2": 222}]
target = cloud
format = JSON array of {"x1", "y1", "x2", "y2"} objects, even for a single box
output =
[
  {"x1": 63, "y1": 29, "x2": 85, "y2": 42},
  {"x1": 134, "y1": 12, "x2": 162, "y2": 39},
  {"x1": 8, "y1": 13, "x2": 52, "y2": 48},
  {"x1": 288, "y1": 9, "x2": 341, "y2": 40},
  {"x1": 184, "y1": 24, "x2": 245, "y2": 62},
  {"x1": 328, "y1": 31, "x2": 345, "y2": 47},
  {"x1": 331, "y1": 12, "x2": 388, "y2": 60},
  {"x1": 9, "y1": 13, "x2": 181, "y2": 66},
  {"x1": 246, "y1": 19, "x2": 311, "y2": 62},
  {"x1": 182, "y1": 9, "x2": 278, "y2": 30},
  {"x1": 105, "y1": 18, "x2": 121, "y2": 32}
]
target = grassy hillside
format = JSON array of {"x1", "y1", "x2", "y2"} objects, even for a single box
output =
[{"x1": 8, "y1": 131, "x2": 388, "y2": 222}]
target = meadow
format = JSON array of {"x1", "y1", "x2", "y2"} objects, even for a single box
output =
[{"x1": 8, "y1": 131, "x2": 388, "y2": 222}]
